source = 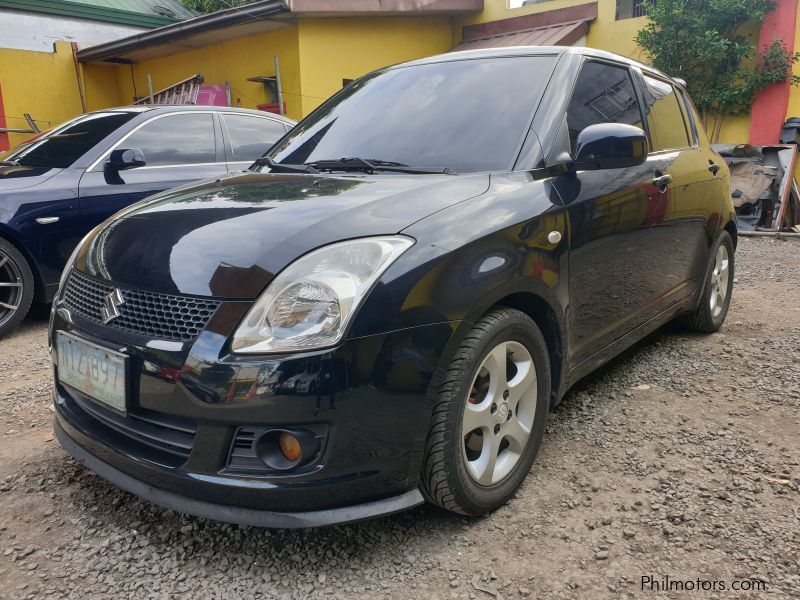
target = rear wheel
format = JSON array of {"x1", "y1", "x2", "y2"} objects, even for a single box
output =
[
  {"x1": 679, "y1": 231, "x2": 734, "y2": 333},
  {"x1": 421, "y1": 307, "x2": 550, "y2": 516},
  {"x1": 0, "y1": 239, "x2": 34, "y2": 339}
]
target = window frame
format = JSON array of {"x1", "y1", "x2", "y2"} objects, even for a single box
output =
[
  {"x1": 636, "y1": 70, "x2": 694, "y2": 154},
  {"x1": 678, "y1": 88, "x2": 701, "y2": 147},
  {"x1": 564, "y1": 57, "x2": 649, "y2": 156},
  {"x1": 88, "y1": 110, "x2": 223, "y2": 172},
  {"x1": 220, "y1": 112, "x2": 289, "y2": 164}
]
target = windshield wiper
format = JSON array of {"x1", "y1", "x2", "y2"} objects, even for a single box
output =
[
  {"x1": 252, "y1": 156, "x2": 320, "y2": 174},
  {"x1": 0, "y1": 159, "x2": 20, "y2": 167},
  {"x1": 308, "y1": 157, "x2": 457, "y2": 175}
]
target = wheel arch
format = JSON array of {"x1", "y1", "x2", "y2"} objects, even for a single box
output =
[
  {"x1": 432, "y1": 282, "x2": 568, "y2": 409},
  {"x1": 0, "y1": 225, "x2": 46, "y2": 302},
  {"x1": 723, "y1": 218, "x2": 738, "y2": 249}
]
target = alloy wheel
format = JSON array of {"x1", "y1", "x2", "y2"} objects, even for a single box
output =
[
  {"x1": 709, "y1": 244, "x2": 730, "y2": 319},
  {"x1": 0, "y1": 249, "x2": 24, "y2": 329},
  {"x1": 462, "y1": 340, "x2": 538, "y2": 486}
]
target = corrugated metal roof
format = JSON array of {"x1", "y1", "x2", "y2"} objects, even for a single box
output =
[
  {"x1": 451, "y1": 19, "x2": 589, "y2": 52},
  {"x1": 0, "y1": 0, "x2": 198, "y2": 28},
  {"x1": 69, "y1": 0, "x2": 198, "y2": 21}
]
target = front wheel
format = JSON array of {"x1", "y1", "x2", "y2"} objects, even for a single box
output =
[
  {"x1": 420, "y1": 307, "x2": 550, "y2": 516},
  {"x1": 0, "y1": 239, "x2": 34, "y2": 339},
  {"x1": 679, "y1": 230, "x2": 735, "y2": 333}
]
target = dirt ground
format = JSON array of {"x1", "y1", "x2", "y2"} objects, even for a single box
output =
[{"x1": 0, "y1": 236, "x2": 798, "y2": 600}]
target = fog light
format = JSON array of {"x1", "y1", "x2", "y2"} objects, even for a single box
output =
[
  {"x1": 245, "y1": 427, "x2": 325, "y2": 472},
  {"x1": 278, "y1": 432, "x2": 302, "y2": 462}
]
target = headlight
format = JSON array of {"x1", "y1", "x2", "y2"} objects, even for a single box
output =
[{"x1": 231, "y1": 236, "x2": 414, "y2": 354}]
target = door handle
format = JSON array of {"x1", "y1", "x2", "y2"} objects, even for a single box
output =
[
  {"x1": 652, "y1": 173, "x2": 672, "y2": 191},
  {"x1": 708, "y1": 161, "x2": 720, "y2": 176}
]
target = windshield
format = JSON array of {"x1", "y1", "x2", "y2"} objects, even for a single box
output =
[
  {"x1": 1, "y1": 112, "x2": 136, "y2": 169},
  {"x1": 265, "y1": 55, "x2": 556, "y2": 173}
]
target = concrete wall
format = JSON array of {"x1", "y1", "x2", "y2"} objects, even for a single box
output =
[{"x1": 0, "y1": 9, "x2": 147, "y2": 53}]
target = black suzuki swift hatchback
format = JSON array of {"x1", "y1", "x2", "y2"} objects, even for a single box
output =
[{"x1": 51, "y1": 47, "x2": 736, "y2": 528}]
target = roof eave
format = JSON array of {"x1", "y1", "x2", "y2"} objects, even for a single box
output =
[{"x1": 76, "y1": 0, "x2": 289, "y2": 63}]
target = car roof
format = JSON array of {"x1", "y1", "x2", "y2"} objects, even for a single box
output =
[
  {"x1": 392, "y1": 46, "x2": 676, "y2": 87},
  {"x1": 91, "y1": 105, "x2": 295, "y2": 124}
]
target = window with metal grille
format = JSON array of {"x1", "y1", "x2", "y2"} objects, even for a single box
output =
[{"x1": 616, "y1": 0, "x2": 649, "y2": 20}]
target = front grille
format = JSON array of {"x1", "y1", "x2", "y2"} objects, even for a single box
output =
[
  {"x1": 62, "y1": 269, "x2": 220, "y2": 342},
  {"x1": 61, "y1": 391, "x2": 197, "y2": 466}
]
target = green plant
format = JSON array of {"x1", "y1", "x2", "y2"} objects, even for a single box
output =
[
  {"x1": 635, "y1": 0, "x2": 800, "y2": 142},
  {"x1": 181, "y1": 0, "x2": 257, "y2": 12}
]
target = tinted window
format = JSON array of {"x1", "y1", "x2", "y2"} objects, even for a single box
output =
[
  {"x1": 3, "y1": 112, "x2": 136, "y2": 169},
  {"x1": 642, "y1": 75, "x2": 690, "y2": 151},
  {"x1": 567, "y1": 61, "x2": 644, "y2": 152},
  {"x1": 224, "y1": 115, "x2": 286, "y2": 161},
  {"x1": 267, "y1": 56, "x2": 555, "y2": 173},
  {"x1": 124, "y1": 113, "x2": 216, "y2": 166}
]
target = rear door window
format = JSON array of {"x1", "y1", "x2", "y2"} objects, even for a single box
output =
[
  {"x1": 641, "y1": 75, "x2": 690, "y2": 151},
  {"x1": 122, "y1": 113, "x2": 217, "y2": 166},
  {"x1": 223, "y1": 114, "x2": 287, "y2": 162},
  {"x1": 566, "y1": 60, "x2": 645, "y2": 152}
]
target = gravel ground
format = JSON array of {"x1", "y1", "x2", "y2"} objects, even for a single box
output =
[{"x1": 0, "y1": 236, "x2": 798, "y2": 600}]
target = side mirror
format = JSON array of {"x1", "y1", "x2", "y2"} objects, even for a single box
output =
[
  {"x1": 573, "y1": 123, "x2": 647, "y2": 170},
  {"x1": 106, "y1": 148, "x2": 146, "y2": 171}
]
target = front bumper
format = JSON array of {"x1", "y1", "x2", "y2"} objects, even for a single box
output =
[
  {"x1": 55, "y1": 418, "x2": 423, "y2": 528},
  {"x1": 51, "y1": 299, "x2": 458, "y2": 526}
]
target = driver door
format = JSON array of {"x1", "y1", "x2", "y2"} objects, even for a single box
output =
[
  {"x1": 550, "y1": 59, "x2": 675, "y2": 366},
  {"x1": 77, "y1": 111, "x2": 227, "y2": 230}
]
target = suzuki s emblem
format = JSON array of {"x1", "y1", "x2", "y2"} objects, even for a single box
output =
[{"x1": 101, "y1": 289, "x2": 125, "y2": 324}]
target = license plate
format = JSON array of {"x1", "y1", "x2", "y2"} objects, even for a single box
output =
[{"x1": 56, "y1": 331, "x2": 127, "y2": 412}]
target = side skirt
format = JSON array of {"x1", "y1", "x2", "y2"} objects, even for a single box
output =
[{"x1": 556, "y1": 292, "x2": 698, "y2": 403}]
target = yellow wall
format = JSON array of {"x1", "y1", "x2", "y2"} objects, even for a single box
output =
[
  {"x1": 296, "y1": 16, "x2": 455, "y2": 115},
  {"x1": 0, "y1": 41, "x2": 86, "y2": 148},
  {"x1": 111, "y1": 25, "x2": 303, "y2": 119},
  {"x1": 3, "y1": 1, "x2": 794, "y2": 152},
  {"x1": 458, "y1": 0, "x2": 646, "y2": 58},
  {"x1": 101, "y1": 15, "x2": 454, "y2": 121},
  {"x1": 82, "y1": 63, "x2": 124, "y2": 111},
  {"x1": 0, "y1": 13, "x2": 456, "y2": 151}
]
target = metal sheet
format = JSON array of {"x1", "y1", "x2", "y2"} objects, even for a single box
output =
[{"x1": 451, "y1": 20, "x2": 589, "y2": 52}]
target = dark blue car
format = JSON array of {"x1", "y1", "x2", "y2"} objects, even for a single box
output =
[{"x1": 0, "y1": 105, "x2": 294, "y2": 337}]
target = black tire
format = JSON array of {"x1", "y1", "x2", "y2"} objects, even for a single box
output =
[
  {"x1": 420, "y1": 307, "x2": 550, "y2": 516},
  {"x1": 678, "y1": 231, "x2": 735, "y2": 333},
  {"x1": 0, "y1": 238, "x2": 34, "y2": 339}
]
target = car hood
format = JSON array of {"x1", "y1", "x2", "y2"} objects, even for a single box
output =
[
  {"x1": 0, "y1": 165, "x2": 62, "y2": 190},
  {"x1": 76, "y1": 171, "x2": 490, "y2": 298}
]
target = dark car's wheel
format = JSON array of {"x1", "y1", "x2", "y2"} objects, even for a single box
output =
[
  {"x1": 421, "y1": 307, "x2": 550, "y2": 516},
  {"x1": 0, "y1": 239, "x2": 34, "y2": 338},
  {"x1": 679, "y1": 231, "x2": 735, "y2": 333}
]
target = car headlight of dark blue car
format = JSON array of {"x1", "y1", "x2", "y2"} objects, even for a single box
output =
[{"x1": 231, "y1": 235, "x2": 414, "y2": 354}]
